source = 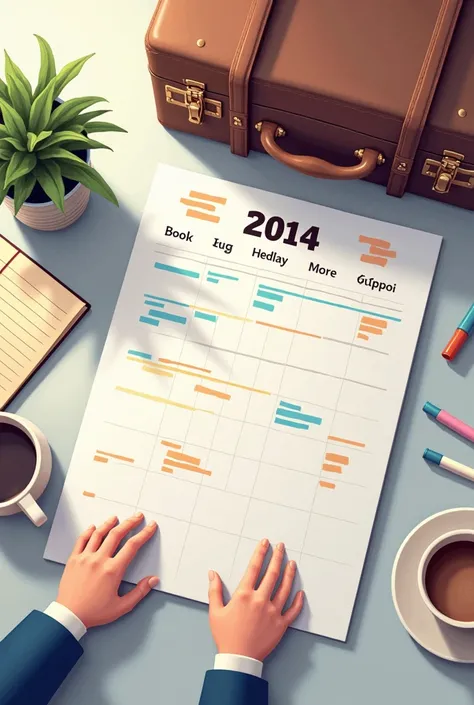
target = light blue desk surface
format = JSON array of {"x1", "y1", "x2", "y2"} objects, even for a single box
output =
[{"x1": 1, "y1": 4, "x2": 474, "y2": 703}]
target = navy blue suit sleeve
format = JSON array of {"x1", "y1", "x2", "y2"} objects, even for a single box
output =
[
  {"x1": 0, "y1": 610, "x2": 83, "y2": 705},
  {"x1": 199, "y1": 670, "x2": 268, "y2": 705}
]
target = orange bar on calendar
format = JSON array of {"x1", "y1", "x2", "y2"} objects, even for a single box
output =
[
  {"x1": 93, "y1": 455, "x2": 108, "y2": 463},
  {"x1": 320, "y1": 481, "x2": 336, "y2": 489},
  {"x1": 322, "y1": 464, "x2": 342, "y2": 473},
  {"x1": 167, "y1": 450, "x2": 201, "y2": 465},
  {"x1": 194, "y1": 384, "x2": 231, "y2": 400},
  {"x1": 96, "y1": 450, "x2": 134, "y2": 463},
  {"x1": 325, "y1": 453, "x2": 349, "y2": 464},
  {"x1": 361, "y1": 316, "x2": 387, "y2": 328},
  {"x1": 161, "y1": 440, "x2": 182, "y2": 449},
  {"x1": 83, "y1": 491, "x2": 95, "y2": 498},
  {"x1": 328, "y1": 435, "x2": 366, "y2": 448},
  {"x1": 359, "y1": 324, "x2": 383, "y2": 335}
]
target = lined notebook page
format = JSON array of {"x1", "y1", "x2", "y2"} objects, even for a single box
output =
[{"x1": 0, "y1": 235, "x2": 88, "y2": 409}]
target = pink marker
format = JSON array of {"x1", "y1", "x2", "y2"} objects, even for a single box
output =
[{"x1": 423, "y1": 402, "x2": 474, "y2": 444}]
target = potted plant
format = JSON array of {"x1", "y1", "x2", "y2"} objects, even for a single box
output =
[{"x1": 0, "y1": 35, "x2": 126, "y2": 231}]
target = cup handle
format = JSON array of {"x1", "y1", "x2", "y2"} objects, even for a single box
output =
[{"x1": 18, "y1": 493, "x2": 47, "y2": 527}]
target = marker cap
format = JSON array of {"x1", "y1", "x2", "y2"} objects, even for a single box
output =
[
  {"x1": 423, "y1": 448, "x2": 443, "y2": 465},
  {"x1": 442, "y1": 328, "x2": 468, "y2": 361},
  {"x1": 423, "y1": 402, "x2": 441, "y2": 418},
  {"x1": 459, "y1": 304, "x2": 474, "y2": 335}
]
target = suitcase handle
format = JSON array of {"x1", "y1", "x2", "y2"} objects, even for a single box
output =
[{"x1": 257, "y1": 121, "x2": 384, "y2": 180}]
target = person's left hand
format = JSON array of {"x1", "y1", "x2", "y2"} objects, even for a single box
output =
[{"x1": 56, "y1": 512, "x2": 159, "y2": 628}]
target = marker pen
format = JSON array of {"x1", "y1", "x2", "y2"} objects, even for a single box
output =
[
  {"x1": 424, "y1": 448, "x2": 474, "y2": 483},
  {"x1": 442, "y1": 303, "x2": 474, "y2": 361},
  {"x1": 423, "y1": 402, "x2": 474, "y2": 444}
]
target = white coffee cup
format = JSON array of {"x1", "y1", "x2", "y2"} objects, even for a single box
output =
[
  {"x1": 418, "y1": 529, "x2": 474, "y2": 629},
  {"x1": 0, "y1": 412, "x2": 52, "y2": 527}
]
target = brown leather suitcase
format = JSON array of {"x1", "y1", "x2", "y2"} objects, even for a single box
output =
[{"x1": 145, "y1": 0, "x2": 474, "y2": 211}]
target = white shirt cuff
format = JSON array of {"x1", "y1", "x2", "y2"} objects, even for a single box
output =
[
  {"x1": 214, "y1": 654, "x2": 263, "y2": 678},
  {"x1": 44, "y1": 602, "x2": 87, "y2": 641}
]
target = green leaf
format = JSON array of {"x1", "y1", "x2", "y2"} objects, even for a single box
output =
[
  {"x1": 4, "y1": 52, "x2": 32, "y2": 99},
  {"x1": 68, "y1": 109, "x2": 111, "y2": 126},
  {"x1": 2, "y1": 136, "x2": 26, "y2": 151},
  {"x1": 0, "y1": 125, "x2": 8, "y2": 137},
  {"x1": 47, "y1": 96, "x2": 107, "y2": 131},
  {"x1": 35, "y1": 160, "x2": 65, "y2": 212},
  {"x1": 0, "y1": 98, "x2": 27, "y2": 140},
  {"x1": 4, "y1": 51, "x2": 32, "y2": 123},
  {"x1": 84, "y1": 121, "x2": 127, "y2": 134},
  {"x1": 13, "y1": 172, "x2": 36, "y2": 214},
  {"x1": 34, "y1": 35, "x2": 56, "y2": 99},
  {"x1": 0, "y1": 162, "x2": 8, "y2": 206},
  {"x1": 36, "y1": 129, "x2": 89, "y2": 151},
  {"x1": 0, "y1": 77, "x2": 10, "y2": 103},
  {"x1": 37, "y1": 130, "x2": 110, "y2": 153},
  {"x1": 62, "y1": 138, "x2": 111, "y2": 151},
  {"x1": 58, "y1": 122, "x2": 83, "y2": 133},
  {"x1": 60, "y1": 161, "x2": 118, "y2": 206},
  {"x1": 4, "y1": 151, "x2": 36, "y2": 188},
  {"x1": 0, "y1": 147, "x2": 13, "y2": 160},
  {"x1": 38, "y1": 146, "x2": 85, "y2": 164},
  {"x1": 28, "y1": 78, "x2": 55, "y2": 134},
  {"x1": 26, "y1": 130, "x2": 52, "y2": 151},
  {"x1": 53, "y1": 53, "x2": 95, "y2": 100}
]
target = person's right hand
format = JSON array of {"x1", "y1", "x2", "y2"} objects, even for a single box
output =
[
  {"x1": 208, "y1": 538, "x2": 304, "y2": 662},
  {"x1": 56, "y1": 512, "x2": 159, "y2": 629}
]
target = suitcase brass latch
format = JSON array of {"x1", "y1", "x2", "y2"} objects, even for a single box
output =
[
  {"x1": 422, "y1": 150, "x2": 474, "y2": 194},
  {"x1": 165, "y1": 80, "x2": 222, "y2": 125}
]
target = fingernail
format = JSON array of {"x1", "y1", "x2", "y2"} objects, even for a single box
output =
[
  {"x1": 87, "y1": 524, "x2": 95, "y2": 530},
  {"x1": 261, "y1": 538, "x2": 269, "y2": 547},
  {"x1": 277, "y1": 542, "x2": 285, "y2": 552},
  {"x1": 134, "y1": 511, "x2": 143, "y2": 518},
  {"x1": 148, "y1": 576, "x2": 159, "y2": 588},
  {"x1": 289, "y1": 560, "x2": 296, "y2": 569},
  {"x1": 208, "y1": 569, "x2": 215, "y2": 581},
  {"x1": 148, "y1": 520, "x2": 157, "y2": 528},
  {"x1": 299, "y1": 590, "x2": 305, "y2": 599},
  {"x1": 109, "y1": 515, "x2": 118, "y2": 522}
]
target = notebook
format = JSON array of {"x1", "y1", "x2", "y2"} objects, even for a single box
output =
[{"x1": 0, "y1": 234, "x2": 90, "y2": 410}]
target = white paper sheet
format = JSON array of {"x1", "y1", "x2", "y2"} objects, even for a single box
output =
[{"x1": 45, "y1": 165, "x2": 442, "y2": 640}]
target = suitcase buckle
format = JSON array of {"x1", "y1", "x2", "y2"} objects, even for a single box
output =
[
  {"x1": 165, "y1": 80, "x2": 222, "y2": 126},
  {"x1": 422, "y1": 150, "x2": 474, "y2": 194}
]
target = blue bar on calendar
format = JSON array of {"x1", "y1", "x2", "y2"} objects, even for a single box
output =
[
  {"x1": 147, "y1": 310, "x2": 187, "y2": 324},
  {"x1": 194, "y1": 311, "x2": 218, "y2": 322},
  {"x1": 154, "y1": 262, "x2": 200, "y2": 278},
  {"x1": 144, "y1": 294, "x2": 189, "y2": 307},
  {"x1": 257, "y1": 290, "x2": 284, "y2": 302},
  {"x1": 139, "y1": 316, "x2": 159, "y2": 327},
  {"x1": 276, "y1": 408, "x2": 322, "y2": 425},
  {"x1": 127, "y1": 350, "x2": 152, "y2": 359},
  {"x1": 274, "y1": 418, "x2": 310, "y2": 430},
  {"x1": 253, "y1": 300, "x2": 274, "y2": 312},
  {"x1": 279, "y1": 401, "x2": 302, "y2": 411},
  {"x1": 208, "y1": 271, "x2": 239, "y2": 281},
  {"x1": 145, "y1": 301, "x2": 165, "y2": 307},
  {"x1": 207, "y1": 278, "x2": 220, "y2": 284}
]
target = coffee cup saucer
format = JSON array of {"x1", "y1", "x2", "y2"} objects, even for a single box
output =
[{"x1": 392, "y1": 507, "x2": 474, "y2": 662}]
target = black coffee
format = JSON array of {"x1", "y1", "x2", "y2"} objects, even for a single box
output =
[{"x1": 0, "y1": 425, "x2": 37, "y2": 502}]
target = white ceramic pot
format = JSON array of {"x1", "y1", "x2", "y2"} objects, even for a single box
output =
[
  {"x1": 0, "y1": 412, "x2": 52, "y2": 526},
  {"x1": 4, "y1": 150, "x2": 91, "y2": 231}
]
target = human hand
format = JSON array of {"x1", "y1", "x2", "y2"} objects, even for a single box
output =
[
  {"x1": 56, "y1": 512, "x2": 159, "y2": 628},
  {"x1": 208, "y1": 538, "x2": 304, "y2": 661}
]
